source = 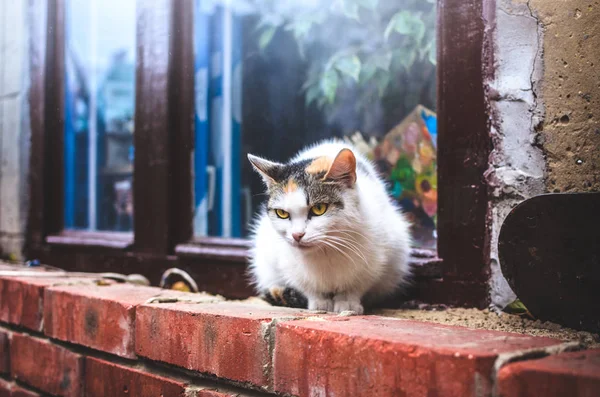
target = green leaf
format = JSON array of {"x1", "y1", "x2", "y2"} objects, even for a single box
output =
[
  {"x1": 505, "y1": 299, "x2": 528, "y2": 314},
  {"x1": 284, "y1": 13, "x2": 325, "y2": 41},
  {"x1": 384, "y1": 11, "x2": 426, "y2": 43},
  {"x1": 361, "y1": 52, "x2": 391, "y2": 83},
  {"x1": 392, "y1": 48, "x2": 417, "y2": 71},
  {"x1": 372, "y1": 52, "x2": 392, "y2": 71},
  {"x1": 297, "y1": 41, "x2": 306, "y2": 59},
  {"x1": 402, "y1": 50, "x2": 416, "y2": 70},
  {"x1": 285, "y1": 19, "x2": 313, "y2": 41},
  {"x1": 305, "y1": 84, "x2": 321, "y2": 106},
  {"x1": 334, "y1": 55, "x2": 361, "y2": 82},
  {"x1": 317, "y1": 95, "x2": 328, "y2": 109},
  {"x1": 255, "y1": 15, "x2": 282, "y2": 32},
  {"x1": 385, "y1": 11, "x2": 409, "y2": 39},
  {"x1": 320, "y1": 69, "x2": 339, "y2": 104},
  {"x1": 412, "y1": 21, "x2": 426, "y2": 43},
  {"x1": 356, "y1": 0, "x2": 378, "y2": 10},
  {"x1": 258, "y1": 27, "x2": 276, "y2": 50},
  {"x1": 504, "y1": 299, "x2": 535, "y2": 319},
  {"x1": 375, "y1": 72, "x2": 391, "y2": 97},
  {"x1": 428, "y1": 39, "x2": 437, "y2": 65},
  {"x1": 341, "y1": 0, "x2": 360, "y2": 21},
  {"x1": 302, "y1": 75, "x2": 317, "y2": 91},
  {"x1": 360, "y1": 61, "x2": 377, "y2": 83}
]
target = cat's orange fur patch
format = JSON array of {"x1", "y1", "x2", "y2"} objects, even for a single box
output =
[
  {"x1": 269, "y1": 286, "x2": 286, "y2": 304},
  {"x1": 306, "y1": 156, "x2": 333, "y2": 174},
  {"x1": 284, "y1": 179, "x2": 298, "y2": 193}
]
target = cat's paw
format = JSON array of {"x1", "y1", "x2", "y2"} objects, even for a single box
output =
[
  {"x1": 308, "y1": 298, "x2": 334, "y2": 312},
  {"x1": 333, "y1": 299, "x2": 364, "y2": 315},
  {"x1": 263, "y1": 286, "x2": 308, "y2": 309}
]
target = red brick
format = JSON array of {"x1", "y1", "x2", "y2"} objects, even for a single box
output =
[
  {"x1": 136, "y1": 302, "x2": 323, "y2": 387},
  {"x1": 497, "y1": 348, "x2": 600, "y2": 397},
  {"x1": 86, "y1": 357, "x2": 190, "y2": 397},
  {"x1": 0, "y1": 328, "x2": 10, "y2": 375},
  {"x1": 44, "y1": 283, "x2": 165, "y2": 358},
  {"x1": 274, "y1": 316, "x2": 562, "y2": 397},
  {"x1": 0, "y1": 276, "x2": 91, "y2": 331},
  {"x1": 10, "y1": 333, "x2": 83, "y2": 397}
]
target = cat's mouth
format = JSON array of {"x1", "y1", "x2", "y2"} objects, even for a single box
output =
[{"x1": 290, "y1": 240, "x2": 317, "y2": 250}]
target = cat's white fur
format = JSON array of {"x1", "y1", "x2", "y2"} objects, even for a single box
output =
[{"x1": 249, "y1": 140, "x2": 411, "y2": 314}]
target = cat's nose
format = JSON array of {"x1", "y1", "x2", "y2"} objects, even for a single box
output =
[{"x1": 292, "y1": 232, "x2": 305, "y2": 242}]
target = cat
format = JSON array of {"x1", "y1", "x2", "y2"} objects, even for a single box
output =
[{"x1": 247, "y1": 140, "x2": 412, "y2": 314}]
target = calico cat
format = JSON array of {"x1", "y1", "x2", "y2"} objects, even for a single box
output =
[{"x1": 248, "y1": 140, "x2": 411, "y2": 314}]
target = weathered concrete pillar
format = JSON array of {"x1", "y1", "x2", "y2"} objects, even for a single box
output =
[{"x1": 0, "y1": 1, "x2": 30, "y2": 260}]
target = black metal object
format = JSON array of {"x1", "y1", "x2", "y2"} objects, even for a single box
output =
[{"x1": 499, "y1": 193, "x2": 600, "y2": 333}]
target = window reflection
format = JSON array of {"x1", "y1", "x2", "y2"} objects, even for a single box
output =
[
  {"x1": 192, "y1": 0, "x2": 437, "y2": 248},
  {"x1": 64, "y1": 0, "x2": 136, "y2": 231}
]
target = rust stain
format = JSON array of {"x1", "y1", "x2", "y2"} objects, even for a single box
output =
[
  {"x1": 84, "y1": 308, "x2": 98, "y2": 338},
  {"x1": 204, "y1": 322, "x2": 217, "y2": 356},
  {"x1": 306, "y1": 157, "x2": 333, "y2": 175},
  {"x1": 284, "y1": 179, "x2": 298, "y2": 193}
]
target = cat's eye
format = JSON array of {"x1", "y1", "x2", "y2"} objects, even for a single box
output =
[
  {"x1": 310, "y1": 203, "x2": 328, "y2": 216},
  {"x1": 275, "y1": 209, "x2": 290, "y2": 219}
]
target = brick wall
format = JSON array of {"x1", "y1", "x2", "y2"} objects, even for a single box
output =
[{"x1": 0, "y1": 263, "x2": 598, "y2": 397}]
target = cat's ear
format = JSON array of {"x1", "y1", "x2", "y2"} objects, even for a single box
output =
[
  {"x1": 324, "y1": 149, "x2": 357, "y2": 187},
  {"x1": 248, "y1": 154, "x2": 283, "y2": 186}
]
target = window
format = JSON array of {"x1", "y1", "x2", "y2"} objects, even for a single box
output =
[
  {"x1": 28, "y1": 0, "x2": 492, "y2": 306},
  {"x1": 64, "y1": 0, "x2": 136, "y2": 232},
  {"x1": 192, "y1": 0, "x2": 437, "y2": 248}
]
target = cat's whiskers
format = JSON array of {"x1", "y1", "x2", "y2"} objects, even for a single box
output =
[
  {"x1": 331, "y1": 229, "x2": 373, "y2": 243},
  {"x1": 323, "y1": 233, "x2": 367, "y2": 253},
  {"x1": 308, "y1": 232, "x2": 369, "y2": 266},
  {"x1": 325, "y1": 231, "x2": 373, "y2": 258},
  {"x1": 308, "y1": 233, "x2": 358, "y2": 262},
  {"x1": 317, "y1": 239, "x2": 360, "y2": 268},
  {"x1": 328, "y1": 232, "x2": 373, "y2": 253},
  {"x1": 322, "y1": 236, "x2": 369, "y2": 265}
]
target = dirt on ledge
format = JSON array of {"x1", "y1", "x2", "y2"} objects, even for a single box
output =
[
  {"x1": 373, "y1": 306, "x2": 599, "y2": 347},
  {"x1": 239, "y1": 296, "x2": 599, "y2": 347}
]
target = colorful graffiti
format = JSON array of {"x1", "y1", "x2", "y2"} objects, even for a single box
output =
[{"x1": 371, "y1": 105, "x2": 438, "y2": 248}]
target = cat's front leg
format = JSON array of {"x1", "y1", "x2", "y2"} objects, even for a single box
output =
[
  {"x1": 333, "y1": 292, "x2": 364, "y2": 314},
  {"x1": 306, "y1": 293, "x2": 334, "y2": 312}
]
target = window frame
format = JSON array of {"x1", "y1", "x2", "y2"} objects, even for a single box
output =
[{"x1": 26, "y1": 0, "x2": 489, "y2": 306}]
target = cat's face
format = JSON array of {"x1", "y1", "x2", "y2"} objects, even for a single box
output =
[{"x1": 249, "y1": 149, "x2": 358, "y2": 250}]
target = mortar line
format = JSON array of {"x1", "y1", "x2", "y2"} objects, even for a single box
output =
[{"x1": 490, "y1": 341, "x2": 584, "y2": 397}]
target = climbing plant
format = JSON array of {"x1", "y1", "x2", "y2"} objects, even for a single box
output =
[{"x1": 254, "y1": 0, "x2": 436, "y2": 113}]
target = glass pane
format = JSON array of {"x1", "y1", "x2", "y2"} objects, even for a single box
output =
[
  {"x1": 64, "y1": 0, "x2": 136, "y2": 231},
  {"x1": 193, "y1": 0, "x2": 437, "y2": 248}
]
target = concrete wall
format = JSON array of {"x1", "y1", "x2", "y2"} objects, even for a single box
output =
[
  {"x1": 487, "y1": 0, "x2": 600, "y2": 308},
  {"x1": 532, "y1": 0, "x2": 599, "y2": 192},
  {"x1": 0, "y1": 1, "x2": 30, "y2": 260}
]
